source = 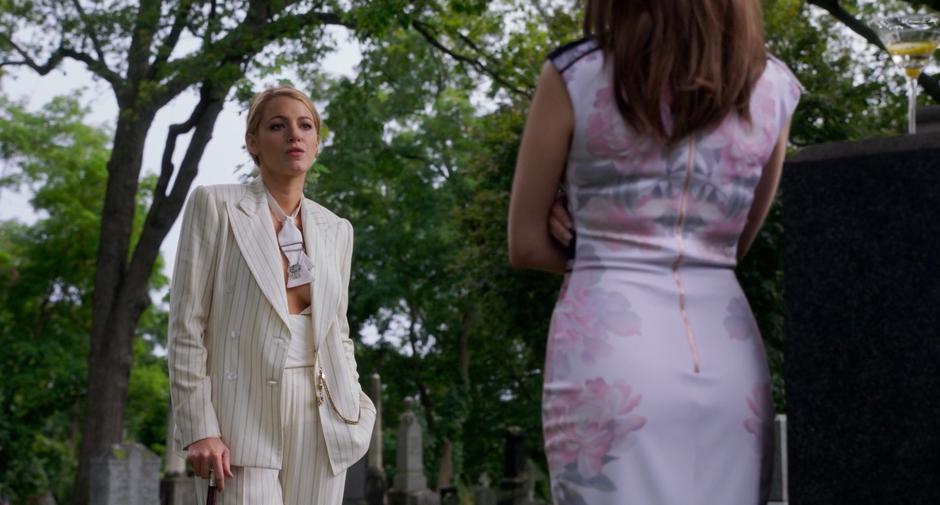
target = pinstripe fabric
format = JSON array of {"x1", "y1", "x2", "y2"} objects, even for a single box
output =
[
  {"x1": 168, "y1": 178, "x2": 375, "y2": 476},
  {"x1": 192, "y1": 367, "x2": 346, "y2": 505}
]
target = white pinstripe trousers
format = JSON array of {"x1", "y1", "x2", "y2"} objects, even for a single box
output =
[{"x1": 194, "y1": 316, "x2": 346, "y2": 504}]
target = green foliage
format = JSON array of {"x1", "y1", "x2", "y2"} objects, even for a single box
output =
[
  {"x1": 0, "y1": 95, "x2": 168, "y2": 503},
  {"x1": 1, "y1": 0, "x2": 934, "y2": 502}
]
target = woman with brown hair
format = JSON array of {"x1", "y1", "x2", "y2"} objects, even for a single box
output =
[{"x1": 508, "y1": 1, "x2": 800, "y2": 503}]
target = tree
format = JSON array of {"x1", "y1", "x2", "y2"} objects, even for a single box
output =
[
  {"x1": 0, "y1": 1, "x2": 354, "y2": 501},
  {"x1": 0, "y1": 95, "x2": 168, "y2": 503}
]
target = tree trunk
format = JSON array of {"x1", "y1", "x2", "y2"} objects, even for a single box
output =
[
  {"x1": 71, "y1": 110, "x2": 154, "y2": 505},
  {"x1": 69, "y1": 85, "x2": 226, "y2": 504}
]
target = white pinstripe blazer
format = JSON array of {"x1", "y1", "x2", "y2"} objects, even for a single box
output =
[{"x1": 168, "y1": 178, "x2": 376, "y2": 475}]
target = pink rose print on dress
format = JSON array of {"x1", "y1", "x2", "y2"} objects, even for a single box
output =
[
  {"x1": 544, "y1": 378, "x2": 646, "y2": 499},
  {"x1": 585, "y1": 87, "x2": 663, "y2": 170},
  {"x1": 724, "y1": 297, "x2": 760, "y2": 341},
  {"x1": 744, "y1": 383, "x2": 773, "y2": 456},
  {"x1": 701, "y1": 216, "x2": 747, "y2": 261},
  {"x1": 547, "y1": 265, "x2": 641, "y2": 378}
]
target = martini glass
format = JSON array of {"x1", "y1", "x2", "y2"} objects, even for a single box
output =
[{"x1": 873, "y1": 14, "x2": 940, "y2": 134}]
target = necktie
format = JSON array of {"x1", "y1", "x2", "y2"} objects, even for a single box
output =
[{"x1": 265, "y1": 189, "x2": 315, "y2": 288}]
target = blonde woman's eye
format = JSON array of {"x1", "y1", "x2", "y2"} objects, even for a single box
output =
[
  {"x1": 270, "y1": 123, "x2": 284, "y2": 131},
  {"x1": 301, "y1": 123, "x2": 313, "y2": 130}
]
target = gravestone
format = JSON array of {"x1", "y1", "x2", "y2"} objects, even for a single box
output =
[
  {"x1": 768, "y1": 415, "x2": 788, "y2": 505},
  {"x1": 473, "y1": 473, "x2": 497, "y2": 505},
  {"x1": 782, "y1": 131, "x2": 940, "y2": 504},
  {"x1": 389, "y1": 397, "x2": 439, "y2": 505},
  {"x1": 90, "y1": 443, "x2": 161, "y2": 505},
  {"x1": 365, "y1": 373, "x2": 385, "y2": 505},
  {"x1": 498, "y1": 427, "x2": 526, "y2": 505},
  {"x1": 343, "y1": 457, "x2": 368, "y2": 505}
]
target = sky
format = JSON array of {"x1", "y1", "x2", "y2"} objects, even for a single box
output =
[{"x1": 0, "y1": 25, "x2": 362, "y2": 283}]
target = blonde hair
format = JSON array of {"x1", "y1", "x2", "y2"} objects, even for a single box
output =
[{"x1": 245, "y1": 85, "x2": 322, "y2": 165}]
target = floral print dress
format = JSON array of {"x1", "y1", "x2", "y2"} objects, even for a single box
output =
[{"x1": 542, "y1": 39, "x2": 801, "y2": 505}]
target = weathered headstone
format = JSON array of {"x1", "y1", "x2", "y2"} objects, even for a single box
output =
[
  {"x1": 366, "y1": 373, "x2": 385, "y2": 505},
  {"x1": 783, "y1": 132, "x2": 940, "y2": 504},
  {"x1": 343, "y1": 457, "x2": 368, "y2": 505},
  {"x1": 365, "y1": 465, "x2": 386, "y2": 505},
  {"x1": 389, "y1": 397, "x2": 439, "y2": 505},
  {"x1": 90, "y1": 443, "x2": 161, "y2": 505},
  {"x1": 473, "y1": 473, "x2": 497, "y2": 505},
  {"x1": 768, "y1": 414, "x2": 788, "y2": 505}
]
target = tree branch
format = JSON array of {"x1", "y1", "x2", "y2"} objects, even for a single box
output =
[
  {"x1": 808, "y1": 0, "x2": 940, "y2": 103},
  {"x1": 149, "y1": 0, "x2": 196, "y2": 79},
  {"x1": 0, "y1": 35, "x2": 121, "y2": 90},
  {"x1": 154, "y1": 8, "x2": 352, "y2": 105},
  {"x1": 204, "y1": 0, "x2": 220, "y2": 48},
  {"x1": 125, "y1": 82, "x2": 225, "y2": 304},
  {"x1": 60, "y1": 48, "x2": 123, "y2": 90},
  {"x1": 126, "y1": 0, "x2": 163, "y2": 87},
  {"x1": 0, "y1": 39, "x2": 65, "y2": 74},
  {"x1": 411, "y1": 19, "x2": 532, "y2": 100},
  {"x1": 70, "y1": 0, "x2": 108, "y2": 64}
]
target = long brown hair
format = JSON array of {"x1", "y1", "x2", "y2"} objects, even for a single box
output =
[{"x1": 584, "y1": 0, "x2": 767, "y2": 147}]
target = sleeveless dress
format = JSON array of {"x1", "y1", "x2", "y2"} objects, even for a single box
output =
[{"x1": 541, "y1": 39, "x2": 802, "y2": 505}]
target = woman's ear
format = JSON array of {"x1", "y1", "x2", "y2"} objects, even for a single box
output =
[{"x1": 245, "y1": 133, "x2": 258, "y2": 157}]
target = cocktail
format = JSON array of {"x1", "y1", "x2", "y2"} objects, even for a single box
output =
[{"x1": 873, "y1": 15, "x2": 940, "y2": 134}]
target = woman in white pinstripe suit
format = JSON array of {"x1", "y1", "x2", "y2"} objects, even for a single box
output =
[{"x1": 168, "y1": 85, "x2": 376, "y2": 504}]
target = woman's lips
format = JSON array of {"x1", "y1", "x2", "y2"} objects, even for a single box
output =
[{"x1": 287, "y1": 149, "x2": 305, "y2": 158}]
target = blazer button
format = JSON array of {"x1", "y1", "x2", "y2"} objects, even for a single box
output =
[
  {"x1": 230, "y1": 330, "x2": 239, "y2": 339},
  {"x1": 225, "y1": 371, "x2": 237, "y2": 381}
]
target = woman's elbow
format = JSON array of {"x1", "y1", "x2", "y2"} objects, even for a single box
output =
[{"x1": 507, "y1": 238, "x2": 533, "y2": 269}]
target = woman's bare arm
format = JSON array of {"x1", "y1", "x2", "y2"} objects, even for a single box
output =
[
  {"x1": 508, "y1": 61, "x2": 574, "y2": 274},
  {"x1": 737, "y1": 119, "x2": 793, "y2": 262}
]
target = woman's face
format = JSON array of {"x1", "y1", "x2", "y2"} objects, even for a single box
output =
[{"x1": 246, "y1": 96, "x2": 319, "y2": 178}]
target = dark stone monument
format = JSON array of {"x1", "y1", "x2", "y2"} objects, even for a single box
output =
[
  {"x1": 344, "y1": 457, "x2": 368, "y2": 505},
  {"x1": 498, "y1": 427, "x2": 526, "y2": 505},
  {"x1": 782, "y1": 131, "x2": 940, "y2": 504},
  {"x1": 917, "y1": 105, "x2": 940, "y2": 134},
  {"x1": 768, "y1": 415, "x2": 788, "y2": 505}
]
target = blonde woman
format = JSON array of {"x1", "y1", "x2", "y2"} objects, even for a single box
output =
[
  {"x1": 168, "y1": 85, "x2": 375, "y2": 504},
  {"x1": 508, "y1": 0, "x2": 801, "y2": 503}
]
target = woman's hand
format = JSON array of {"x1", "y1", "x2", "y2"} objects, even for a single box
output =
[
  {"x1": 186, "y1": 437, "x2": 234, "y2": 490},
  {"x1": 548, "y1": 193, "x2": 573, "y2": 248}
]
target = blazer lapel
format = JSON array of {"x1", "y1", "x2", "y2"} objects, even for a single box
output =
[
  {"x1": 303, "y1": 200, "x2": 340, "y2": 351},
  {"x1": 228, "y1": 179, "x2": 291, "y2": 329}
]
